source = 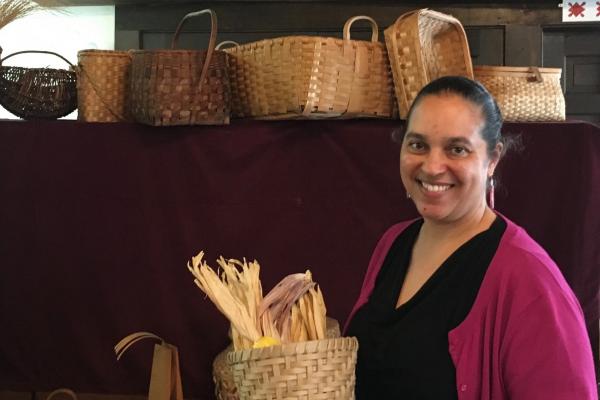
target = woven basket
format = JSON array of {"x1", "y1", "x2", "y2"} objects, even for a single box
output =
[
  {"x1": 474, "y1": 65, "x2": 565, "y2": 122},
  {"x1": 129, "y1": 9, "x2": 230, "y2": 126},
  {"x1": 0, "y1": 50, "x2": 77, "y2": 119},
  {"x1": 384, "y1": 9, "x2": 473, "y2": 119},
  {"x1": 227, "y1": 336, "x2": 358, "y2": 400},
  {"x1": 213, "y1": 317, "x2": 342, "y2": 400},
  {"x1": 222, "y1": 15, "x2": 396, "y2": 119},
  {"x1": 77, "y1": 49, "x2": 132, "y2": 122}
]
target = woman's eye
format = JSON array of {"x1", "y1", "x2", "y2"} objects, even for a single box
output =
[
  {"x1": 450, "y1": 146, "x2": 468, "y2": 156},
  {"x1": 408, "y1": 142, "x2": 425, "y2": 152}
]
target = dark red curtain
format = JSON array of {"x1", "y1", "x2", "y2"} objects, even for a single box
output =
[{"x1": 0, "y1": 119, "x2": 597, "y2": 398}]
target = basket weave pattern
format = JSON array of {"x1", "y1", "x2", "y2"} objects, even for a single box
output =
[
  {"x1": 475, "y1": 66, "x2": 565, "y2": 122},
  {"x1": 227, "y1": 337, "x2": 358, "y2": 400},
  {"x1": 0, "y1": 50, "x2": 77, "y2": 119},
  {"x1": 77, "y1": 50, "x2": 132, "y2": 122},
  {"x1": 384, "y1": 9, "x2": 473, "y2": 118},
  {"x1": 129, "y1": 9, "x2": 230, "y2": 126},
  {"x1": 225, "y1": 16, "x2": 395, "y2": 120},
  {"x1": 129, "y1": 49, "x2": 230, "y2": 125}
]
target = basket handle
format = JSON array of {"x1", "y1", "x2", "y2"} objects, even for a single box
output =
[
  {"x1": 0, "y1": 50, "x2": 74, "y2": 67},
  {"x1": 343, "y1": 16, "x2": 379, "y2": 42},
  {"x1": 215, "y1": 40, "x2": 240, "y2": 50},
  {"x1": 170, "y1": 9, "x2": 217, "y2": 95},
  {"x1": 529, "y1": 66, "x2": 544, "y2": 83},
  {"x1": 46, "y1": 389, "x2": 78, "y2": 400}
]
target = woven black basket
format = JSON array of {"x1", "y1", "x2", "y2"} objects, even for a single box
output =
[{"x1": 0, "y1": 50, "x2": 77, "y2": 119}]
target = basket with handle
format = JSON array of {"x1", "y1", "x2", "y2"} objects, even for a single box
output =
[
  {"x1": 129, "y1": 9, "x2": 230, "y2": 126},
  {"x1": 384, "y1": 9, "x2": 473, "y2": 119},
  {"x1": 221, "y1": 15, "x2": 396, "y2": 119},
  {"x1": 76, "y1": 49, "x2": 132, "y2": 122},
  {"x1": 474, "y1": 65, "x2": 565, "y2": 122},
  {"x1": 0, "y1": 49, "x2": 77, "y2": 119},
  {"x1": 227, "y1": 336, "x2": 358, "y2": 400}
]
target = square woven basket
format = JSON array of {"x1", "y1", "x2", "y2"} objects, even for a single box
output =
[
  {"x1": 77, "y1": 49, "x2": 132, "y2": 122},
  {"x1": 129, "y1": 9, "x2": 230, "y2": 126},
  {"x1": 220, "y1": 15, "x2": 396, "y2": 120},
  {"x1": 474, "y1": 65, "x2": 565, "y2": 122},
  {"x1": 384, "y1": 9, "x2": 474, "y2": 119}
]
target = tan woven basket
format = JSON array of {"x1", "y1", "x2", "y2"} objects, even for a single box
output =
[
  {"x1": 228, "y1": 336, "x2": 358, "y2": 400},
  {"x1": 77, "y1": 50, "x2": 132, "y2": 122},
  {"x1": 474, "y1": 65, "x2": 565, "y2": 122},
  {"x1": 221, "y1": 15, "x2": 396, "y2": 120},
  {"x1": 129, "y1": 9, "x2": 230, "y2": 126},
  {"x1": 213, "y1": 318, "x2": 342, "y2": 400},
  {"x1": 384, "y1": 9, "x2": 474, "y2": 119}
]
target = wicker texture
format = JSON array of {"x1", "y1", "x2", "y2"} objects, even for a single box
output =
[
  {"x1": 77, "y1": 50, "x2": 132, "y2": 122},
  {"x1": 213, "y1": 318, "x2": 342, "y2": 400},
  {"x1": 223, "y1": 16, "x2": 395, "y2": 119},
  {"x1": 129, "y1": 9, "x2": 230, "y2": 126},
  {"x1": 227, "y1": 336, "x2": 358, "y2": 400},
  {"x1": 384, "y1": 9, "x2": 473, "y2": 118},
  {"x1": 0, "y1": 50, "x2": 77, "y2": 119},
  {"x1": 475, "y1": 65, "x2": 565, "y2": 122}
]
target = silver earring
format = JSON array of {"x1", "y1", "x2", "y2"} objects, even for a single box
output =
[
  {"x1": 488, "y1": 177, "x2": 495, "y2": 209},
  {"x1": 406, "y1": 192, "x2": 411, "y2": 199}
]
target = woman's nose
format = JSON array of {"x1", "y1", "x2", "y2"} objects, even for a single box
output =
[{"x1": 421, "y1": 150, "x2": 447, "y2": 175}]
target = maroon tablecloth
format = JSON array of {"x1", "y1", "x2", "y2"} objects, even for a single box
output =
[{"x1": 0, "y1": 119, "x2": 598, "y2": 397}]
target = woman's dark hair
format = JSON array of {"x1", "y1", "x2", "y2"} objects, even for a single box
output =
[{"x1": 408, "y1": 76, "x2": 503, "y2": 157}]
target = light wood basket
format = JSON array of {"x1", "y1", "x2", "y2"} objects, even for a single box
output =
[
  {"x1": 220, "y1": 15, "x2": 396, "y2": 120},
  {"x1": 77, "y1": 50, "x2": 132, "y2": 122},
  {"x1": 227, "y1": 336, "x2": 358, "y2": 400},
  {"x1": 474, "y1": 65, "x2": 565, "y2": 122},
  {"x1": 384, "y1": 9, "x2": 474, "y2": 118},
  {"x1": 129, "y1": 9, "x2": 230, "y2": 126}
]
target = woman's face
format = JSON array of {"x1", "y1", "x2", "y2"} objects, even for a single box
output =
[{"x1": 400, "y1": 94, "x2": 500, "y2": 224}]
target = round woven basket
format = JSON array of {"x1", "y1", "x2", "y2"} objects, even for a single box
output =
[
  {"x1": 227, "y1": 336, "x2": 358, "y2": 400},
  {"x1": 77, "y1": 49, "x2": 132, "y2": 122}
]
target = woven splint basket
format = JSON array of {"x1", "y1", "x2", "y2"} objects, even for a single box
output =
[
  {"x1": 384, "y1": 9, "x2": 473, "y2": 118},
  {"x1": 129, "y1": 9, "x2": 230, "y2": 126},
  {"x1": 227, "y1": 336, "x2": 357, "y2": 400},
  {"x1": 474, "y1": 65, "x2": 565, "y2": 122},
  {"x1": 77, "y1": 50, "x2": 132, "y2": 122},
  {"x1": 222, "y1": 16, "x2": 396, "y2": 119}
]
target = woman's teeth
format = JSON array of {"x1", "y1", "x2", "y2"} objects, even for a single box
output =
[{"x1": 420, "y1": 181, "x2": 451, "y2": 192}]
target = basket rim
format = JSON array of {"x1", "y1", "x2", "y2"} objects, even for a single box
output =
[
  {"x1": 227, "y1": 336, "x2": 358, "y2": 363},
  {"x1": 474, "y1": 65, "x2": 562, "y2": 73},
  {"x1": 78, "y1": 49, "x2": 132, "y2": 56},
  {"x1": 222, "y1": 34, "x2": 387, "y2": 51}
]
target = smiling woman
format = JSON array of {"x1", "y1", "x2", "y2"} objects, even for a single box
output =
[{"x1": 344, "y1": 76, "x2": 598, "y2": 399}]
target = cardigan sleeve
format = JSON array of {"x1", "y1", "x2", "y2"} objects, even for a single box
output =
[{"x1": 500, "y1": 254, "x2": 598, "y2": 399}]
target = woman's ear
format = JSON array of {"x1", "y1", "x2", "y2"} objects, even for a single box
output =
[{"x1": 488, "y1": 142, "x2": 503, "y2": 176}]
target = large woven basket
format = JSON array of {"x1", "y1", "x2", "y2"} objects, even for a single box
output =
[
  {"x1": 129, "y1": 9, "x2": 230, "y2": 126},
  {"x1": 77, "y1": 49, "x2": 132, "y2": 122},
  {"x1": 227, "y1": 336, "x2": 358, "y2": 400},
  {"x1": 222, "y1": 15, "x2": 396, "y2": 119},
  {"x1": 0, "y1": 50, "x2": 77, "y2": 119},
  {"x1": 384, "y1": 9, "x2": 473, "y2": 118},
  {"x1": 474, "y1": 65, "x2": 565, "y2": 122}
]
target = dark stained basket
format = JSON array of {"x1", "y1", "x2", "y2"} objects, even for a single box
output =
[{"x1": 0, "y1": 50, "x2": 77, "y2": 119}]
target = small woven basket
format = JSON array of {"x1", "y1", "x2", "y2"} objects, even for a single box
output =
[
  {"x1": 213, "y1": 318, "x2": 342, "y2": 400},
  {"x1": 0, "y1": 50, "x2": 77, "y2": 119},
  {"x1": 227, "y1": 336, "x2": 358, "y2": 400},
  {"x1": 129, "y1": 9, "x2": 230, "y2": 126},
  {"x1": 384, "y1": 9, "x2": 473, "y2": 118},
  {"x1": 474, "y1": 65, "x2": 565, "y2": 122},
  {"x1": 222, "y1": 15, "x2": 396, "y2": 119},
  {"x1": 77, "y1": 49, "x2": 132, "y2": 122}
]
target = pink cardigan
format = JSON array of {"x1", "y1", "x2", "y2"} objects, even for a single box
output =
[{"x1": 344, "y1": 215, "x2": 598, "y2": 399}]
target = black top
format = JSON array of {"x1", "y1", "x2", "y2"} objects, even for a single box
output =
[{"x1": 346, "y1": 216, "x2": 507, "y2": 400}]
